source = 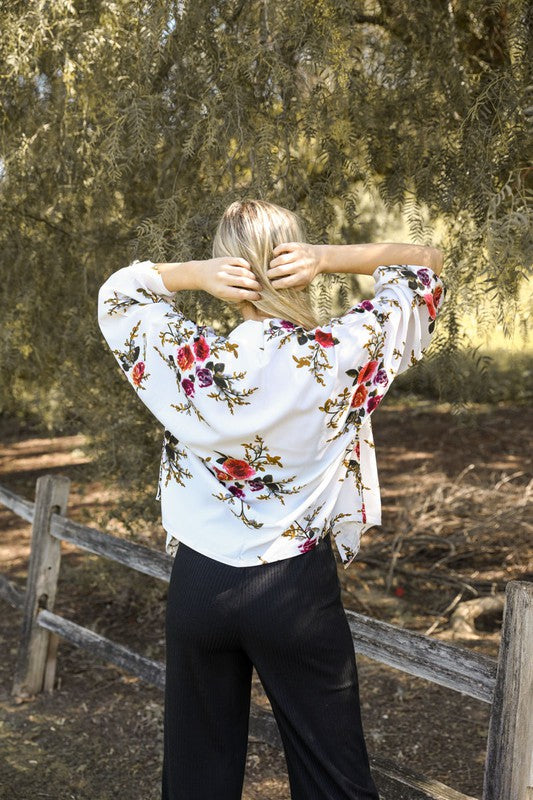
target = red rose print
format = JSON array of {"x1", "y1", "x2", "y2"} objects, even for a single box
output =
[
  {"x1": 194, "y1": 336, "x2": 210, "y2": 361},
  {"x1": 433, "y1": 285, "x2": 443, "y2": 309},
  {"x1": 357, "y1": 359, "x2": 379, "y2": 384},
  {"x1": 177, "y1": 344, "x2": 195, "y2": 370},
  {"x1": 314, "y1": 329, "x2": 335, "y2": 347},
  {"x1": 350, "y1": 384, "x2": 368, "y2": 408},
  {"x1": 222, "y1": 458, "x2": 256, "y2": 480},
  {"x1": 354, "y1": 441, "x2": 360, "y2": 460},
  {"x1": 423, "y1": 293, "x2": 437, "y2": 320},
  {"x1": 214, "y1": 467, "x2": 232, "y2": 481},
  {"x1": 361, "y1": 499, "x2": 366, "y2": 523},
  {"x1": 131, "y1": 361, "x2": 145, "y2": 386}
]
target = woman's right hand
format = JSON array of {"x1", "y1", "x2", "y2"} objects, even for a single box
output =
[
  {"x1": 196, "y1": 256, "x2": 263, "y2": 302},
  {"x1": 266, "y1": 242, "x2": 327, "y2": 290}
]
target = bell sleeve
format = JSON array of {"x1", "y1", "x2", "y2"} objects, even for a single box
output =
[
  {"x1": 329, "y1": 263, "x2": 447, "y2": 425},
  {"x1": 368, "y1": 263, "x2": 447, "y2": 382},
  {"x1": 97, "y1": 259, "x2": 220, "y2": 428}
]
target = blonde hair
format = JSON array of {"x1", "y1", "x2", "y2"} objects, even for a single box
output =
[{"x1": 212, "y1": 198, "x2": 320, "y2": 330}]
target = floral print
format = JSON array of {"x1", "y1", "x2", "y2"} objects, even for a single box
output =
[
  {"x1": 207, "y1": 434, "x2": 306, "y2": 528},
  {"x1": 156, "y1": 429, "x2": 193, "y2": 495},
  {"x1": 263, "y1": 319, "x2": 341, "y2": 386},
  {"x1": 98, "y1": 259, "x2": 447, "y2": 569},
  {"x1": 102, "y1": 282, "x2": 256, "y2": 417}
]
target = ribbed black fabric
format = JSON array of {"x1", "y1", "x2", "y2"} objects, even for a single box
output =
[{"x1": 162, "y1": 533, "x2": 380, "y2": 800}]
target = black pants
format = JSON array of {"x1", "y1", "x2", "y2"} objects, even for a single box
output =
[{"x1": 162, "y1": 532, "x2": 380, "y2": 800}]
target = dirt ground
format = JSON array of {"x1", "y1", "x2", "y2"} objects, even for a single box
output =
[{"x1": 0, "y1": 400, "x2": 531, "y2": 800}]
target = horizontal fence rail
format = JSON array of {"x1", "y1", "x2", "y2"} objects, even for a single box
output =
[
  {"x1": 0, "y1": 483, "x2": 34, "y2": 523},
  {"x1": 1, "y1": 474, "x2": 532, "y2": 800},
  {"x1": 49, "y1": 512, "x2": 173, "y2": 582},
  {"x1": 48, "y1": 515, "x2": 498, "y2": 701},
  {"x1": 345, "y1": 614, "x2": 497, "y2": 703}
]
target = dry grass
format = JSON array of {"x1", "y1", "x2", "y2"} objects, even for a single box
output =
[{"x1": 0, "y1": 400, "x2": 531, "y2": 799}]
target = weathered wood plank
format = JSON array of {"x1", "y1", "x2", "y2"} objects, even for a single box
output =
[
  {"x1": 43, "y1": 633, "x2": 60, "y2": 693},
  {"x1": 345, "y1": 611, "x2": 497, "y2": 703},
  {"x1": 0, "y1": 483, "x2": 35, "y2": 524},
  {"x1": 37, "y1": 609, "x2": 166, "y2": 690},
  {"x1": 49, "y1": 513, "x2": 174, "y2": 583},
  {"x1": 369, "y1": 753, "x2": 480, "y2": 800},
  {"x1": 5, "y1": 487, "x2": 496, "y2": 701},
  {"x1": 48, "y1": 511, "x2": 497, "y2": 700},
  {"x1": 248, "y1": 701, "x2": 481, "y2": 799},
  {"x1": 482, "y1": 580, "x2": 533, "y2": 800},
  {"x1": 0, "y1": 573, "x2": 25, "y2": 609},
  {"x1": 12, "y1": 475, "x2": 71, "y2": 697},
  {"x1": 248, "y1": 702, "x2": 284, "y2": 750},
  {"x1": 37, "y1": 609, "x2": 479, "y2": 800}
]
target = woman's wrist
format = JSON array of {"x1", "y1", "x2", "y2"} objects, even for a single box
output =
[
  {"x1": 313, "y1": 244, "x2": 331, "y2": 275},
  {"x1": 153, "y1": 261, "x2": 202, "y2": 292}
]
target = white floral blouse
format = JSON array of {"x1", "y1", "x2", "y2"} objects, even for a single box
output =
[{"x1": 97, "y1": 259, "x2": 446, "y2": 569}]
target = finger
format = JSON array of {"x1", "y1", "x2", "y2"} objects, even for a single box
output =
[
  {"x1": 269, "y1": 251, "x2": 298, "y2": 269},
  {"x1": 227, "y1": 257, "x2": 252, "y2": 269},
  {"x1": 234, "y1": 276, "x2": 263, "y2": 291},
  {"x1": 226, "y1": 266, "x2": 261, "y2": 282},
  {"x1": 228, "y1": 287, "x2": 262, "y2": 300},
  {"x1": 270, "y1": 275, "x2": 301, "y2": 289},
  {"x1": 224, "y1": 267, "x2": 262, "y2": 289},
  {"x1": 267, "y1": 262, "x2": 298, "y2": 283},
  {"x1": 272, "y1": 241, "x2": 297, "y2": 257}
]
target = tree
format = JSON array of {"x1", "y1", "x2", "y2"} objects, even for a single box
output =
[{"x1": 0, "y1": 0, "x2": 530, "y2": 531}]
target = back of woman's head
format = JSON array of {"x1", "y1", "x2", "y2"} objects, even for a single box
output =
[{"x1": 212, "y1": 198, "x2": 319, "y2": 330}]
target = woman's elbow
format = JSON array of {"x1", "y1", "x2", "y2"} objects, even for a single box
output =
[{"x1": 427, "y1": 247, "x2": 444, "y2": 275}]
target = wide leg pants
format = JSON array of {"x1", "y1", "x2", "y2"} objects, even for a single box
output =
[{"x1": 162, "y1": 532, "x2": 381, "y2": 800}]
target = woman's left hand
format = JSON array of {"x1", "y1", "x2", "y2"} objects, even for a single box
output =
[{"x1": 196, "y1": 257, "x2": 263, "y2": 302}]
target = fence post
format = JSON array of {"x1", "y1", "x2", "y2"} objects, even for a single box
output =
[
  {"x1": 482, "y1": 580, "x2": 533, "y2": 800},
  {"x1": 12, "y1": 474, "x2": 71, "y2": 697}
]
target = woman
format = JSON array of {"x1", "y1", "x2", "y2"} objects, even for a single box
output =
[{"x1": 98, "y1": 198, "x2": 446, "y2": 799}]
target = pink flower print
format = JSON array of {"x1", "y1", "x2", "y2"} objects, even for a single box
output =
[
  {"x1": 281, "y1": 320, "x2": 296, "y2": 330},
  {"x1": 367, "y1": 394, "x2": 383, "y2": 413},
  {"x1": 228, "y1": 485, "x2": 246, "y2": 499},
  {"x1": 360, "y1": 300, "x2": 374, "y2": 311},
  {"x1": 298, "y1": 537, "x2": 318, "y2": 554},
  {"x1": 248, "y1": 478, "x2": 265, "y2": 492},
  {"x1": 181, "y1": 378, "x2": 195, "y2": 397},
  {"x1": 131, "y1": 361, "x2": 145, "y2": 386}
]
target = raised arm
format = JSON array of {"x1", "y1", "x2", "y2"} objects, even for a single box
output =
[
  {"x1": 315, "y1": 242, "x2": 444, "y2": 277},
  {"x1": 266, "y1": 241, "x2": 444, "y2": 289}
]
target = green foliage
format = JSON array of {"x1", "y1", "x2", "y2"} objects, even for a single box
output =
[{"x1": 0, "y1": 0, "x2": 531, "y2": 530}]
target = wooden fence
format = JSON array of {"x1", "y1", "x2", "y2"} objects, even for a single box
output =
[{"x1": 1, "y1": 473, "x2": 532, "y2": 800}]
